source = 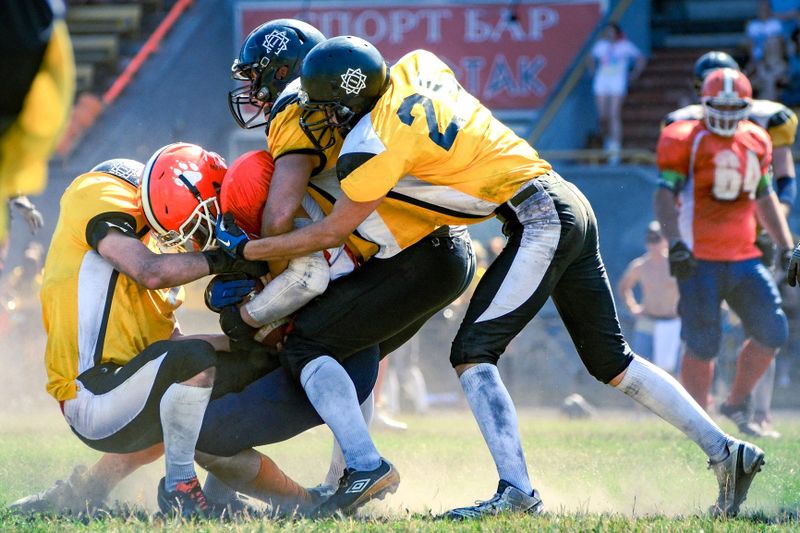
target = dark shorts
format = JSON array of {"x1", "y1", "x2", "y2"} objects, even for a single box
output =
[
  {"x1": 70, "y1": 339, "x2": 218, "y2": 454},
  {"x1": 678, "y1": 258, "x2": 788, "y2": 359},
  {"x1": 196, "y1": 346, "x2": 380, "y2": 456},
  {"x1": 279, "y1": 228, "x2": 475, "y2": 379},
  {"x1": 450, "y1": 172, "x2": 634, "y2": 383}
]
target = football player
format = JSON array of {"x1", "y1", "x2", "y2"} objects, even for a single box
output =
[
  {"x1": 223, "y1": 20, "x2": 477, "y2": 514},
  {"x1": 665, "y1": 51, "x2": 799, "y2": 438},
  {"x1": 13, "y1": 147, "x2": 380, "y2": 516},
  {"x1": 36, "y1": 145, "x2": 277, "y2": 517},
  {"x1": 656, "y1": 69, "x2": 793, "y2": 436},
  {"x1": 216, "y1": 36, "x2": 767, "y2": 519}
]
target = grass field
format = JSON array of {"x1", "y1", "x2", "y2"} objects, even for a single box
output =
[{"x1": 0, "y1": 409, "x2": 798, "y2": 531}]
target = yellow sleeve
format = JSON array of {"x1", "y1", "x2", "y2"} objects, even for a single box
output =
[
  {"x1": 267, "y1": 103, "x2": 320, "y2": 159},
  {"x1": 767, "y1": 107, "x2": 797, "y2": 147},
  {"x1": 61, "y1": 174, "x2": 145, "y2": 247}
]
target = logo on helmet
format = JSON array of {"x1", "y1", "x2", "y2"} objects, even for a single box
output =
[
  {"x1": 171, "y1": 161, "x2": 203, "y2": 188},
  {"x1": 340, "y1": 68, "x2": 367, "y2": 95},
  {"x1": 262, "y1": 30, "x2": 290, "y2": 55}
]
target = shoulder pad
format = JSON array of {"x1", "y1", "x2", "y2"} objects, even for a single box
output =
[{"x1": 663, "y1": 105, "x2": 703, "y2": 127}]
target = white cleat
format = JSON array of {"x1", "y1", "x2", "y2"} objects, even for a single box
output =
[{"x1": 709, "y1": 438, "x2": 765, "y2": 518}]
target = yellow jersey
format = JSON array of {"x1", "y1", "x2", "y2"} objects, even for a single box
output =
[
  {"x1": 268, "y1": 80, "x2": 444, "y2": 258},
  {"x1": 338, "y1": 50, "x2": 552, "y2": 226},
  {"x1": 42, "y1": 171, "x2": 183, "y2": 401}
]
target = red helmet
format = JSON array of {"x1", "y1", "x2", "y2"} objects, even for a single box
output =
[
  {"x1": 219, "y1": 150, "x2": 275, "y2": 238},
  {"x1": 140, "y1": 142, "x2": 227, "y2": 251},
  {"x1": 701, "y1": 68, "x2": 752, "y2": 137}
]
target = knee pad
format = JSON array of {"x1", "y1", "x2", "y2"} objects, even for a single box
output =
[
  {"x1": 160, "y1": 339, "x2": 218, "y2": 382},
  {"x1": 682, "y1": 326, "x2": 721, "y2": 361},
  {"x1": 749, "y1": 309, "x2": 789, "y2": 349}
]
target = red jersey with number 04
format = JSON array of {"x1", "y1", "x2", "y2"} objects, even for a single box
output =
[{"x1": 656, "y1": 119, "x2": 772, "y2": 261}]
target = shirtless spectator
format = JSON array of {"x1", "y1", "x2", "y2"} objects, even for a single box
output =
[{"x1": 618, "y1": 222, "x2": 681, "y2": 374}]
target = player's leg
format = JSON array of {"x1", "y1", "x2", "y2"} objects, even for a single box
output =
[
  {"x1": 548, "y1": 187, "x2": 761, "y2": 517},
  {"x1": 721, "y1": 259, "x2": 788, "y2": 435},
  {"x1": 280, "y1": 229, "x2": 474, "y2": 514},
  {"x1": 196, "y1": 449, "x2": 312, "y2": 514},
  {"x1": 676, "y1": 261, "x2": 725, "y2": 410},
  {"x1": 751, "y1": 359, "x2": 779, "y2": 437},
  {"x1": 8, "y1": 444, "x2": 164, "y2": 515},
  {"x1": 445, "y1": 175, "x2": 575, "y2": 518},
  {"x1": 64, "y1": 339, "x2": 218, "y2": 517}
]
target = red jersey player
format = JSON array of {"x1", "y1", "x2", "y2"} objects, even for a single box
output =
[{"x1": 655, "y1": 68, "x2": 794, "y2": 436}]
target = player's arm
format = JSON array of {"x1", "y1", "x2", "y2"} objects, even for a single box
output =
[
  {"x1": 240, "y1": 217, "x2": 330, "y2": 327},
  {"x1": 95, "y1": 228, "x2": 210, "y2": 289},
  {"x1": 756, "y1": 192, "x2": 794, "y2": 252},
  {"x1": 653, "y1": 126, "x2": 690, "y2": 244},
  {"x1": 243, "y1": 195, "x2": 384, "y2": 262},
  {"x1": 654, "y1": 176, "x2": 684, "y2": 244},
  {"x1": 617, "y1": 260, "x2": 643, "y2": 315},
  {"x1": 261, "y1": 153, "x2": 319, "y2": 276},
  {"x1": 773, "y1": 146, "x2": 796, "y2": 216}
]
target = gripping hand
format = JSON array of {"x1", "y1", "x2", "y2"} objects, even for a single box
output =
[
  {"x1": 215, "y1": 212, "x2": 249, "y2": 259},
  {"x1": 204, "y1": 273, "x2": 258, "y2": 313},
  {"x1": 668, "y1": 240, "x2": 696, "y2": 280}
]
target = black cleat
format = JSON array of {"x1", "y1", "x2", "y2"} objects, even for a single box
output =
[
  {"x1": 311, "y1": 459, "x2": 399, "y2": 516},
  {"x1": 719, "y1": 400, "x2": 767, "y2": 437}
]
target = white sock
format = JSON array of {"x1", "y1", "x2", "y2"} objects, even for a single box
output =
[
  {"x1": 616, "y1": 356, "x2": 729, "y2": 462},
  {"x1": 324, "y1": 392, "x2": 375, "y2": 488},
  {"x1": 160, "y1": 383, "x2": 213, "y2": 491},
  {"x1": 203, "y1": 473, "x2": 237, "y2": 504},
  {"x1": 459, "y1": 364, "x2": 533, "y2": 495},
  {"x1": 751, "y1": 358, "x2": 776, "y2": 416},
  {"x1": 300, "y1": 356, "x2": 381, "y2": 472}
]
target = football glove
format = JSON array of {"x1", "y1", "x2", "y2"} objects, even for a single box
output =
[
  {"x1": 204, "y1": 273, "x2": 258, "y2": 313},
  {"x1": 219, "y1": 305, "x2": 258, "y2": 343},
  {"x1": 215, "y1": 212, "x2": 249, "y2": 259},
  {"x1": 668, "y1": 240, "x2": 696, "y2": 280},
  {"x1": 202, "y1": 248, "x2": 268, "y2": 277},
  {"x1": 787, "y1": 243, "x2": 800, "y2": 287}
]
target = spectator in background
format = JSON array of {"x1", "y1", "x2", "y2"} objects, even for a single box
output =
[
  {"x1": 589, "y1": 22, "x2": 645, "y2": 165},
  {"x1": 617, "y1": 222, "x2": 681, "y2": 374},
  {"x1": 746, "y1": 1, "x2": 785, "y2": 66},
  {"x1": 750, "y1": 36, "x2": 788, "y2": 100}
]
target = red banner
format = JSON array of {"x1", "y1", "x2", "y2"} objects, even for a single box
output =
[{"x1": 236, "y1": 1, "x2": 602, "y2": 111}]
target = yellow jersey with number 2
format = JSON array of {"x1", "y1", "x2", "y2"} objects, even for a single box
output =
[{"x1": 338, "y1": 50, "x2": 552, "y2": 227}]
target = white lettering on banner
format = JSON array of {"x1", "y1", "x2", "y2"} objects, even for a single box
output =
[
  {"x1": 305, "y1": 8, "x2": 452, "y2": 45},
  {"x1": 528, "y1": 7, "x2": 559, "y2": 40},
  {"x1": 354, "y1": 10, "x2": 387, "y2": 41},
  {"x1": 465, "y1": 6, "x2": 559, "y2": 43},
  {"x1": 419, "y1": 9, "x2": 450, "y2": 42},
  {"x1": 457, "y1": 55, "x2": 546, "y2": 99},
  {"x1": 389, "y1": 10, "x2": 418, "y2": 43},
  {"x1": 462, "y1": 57, "x2": 486, "y2": 96}
]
